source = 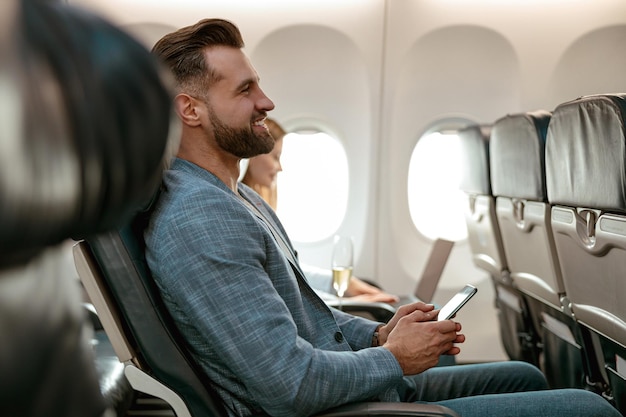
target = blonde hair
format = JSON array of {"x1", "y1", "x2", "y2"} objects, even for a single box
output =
[
  {"x1": 265, "y1": 118, "x2": 286, "y2": 141},
  {"x1": 241, "y1": 118, "x2": 285, "y2": 209}
]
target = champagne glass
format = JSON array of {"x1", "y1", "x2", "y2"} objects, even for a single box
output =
[{"x1": 331, "y1": 235, "x2": 354, "y2": 310}]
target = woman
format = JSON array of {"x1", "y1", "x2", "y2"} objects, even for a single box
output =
[{"x1": 241, "y1": 118, "x2": 398, "y2": 303}]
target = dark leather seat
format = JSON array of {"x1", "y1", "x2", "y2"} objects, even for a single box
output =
[{"x1": 0, "y1": 2, "x2": 174, "y2": 416}]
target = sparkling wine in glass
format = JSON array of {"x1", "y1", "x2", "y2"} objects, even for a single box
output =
[{"x1": 332, "y1": 235, "x2": 354, "y2": 310}]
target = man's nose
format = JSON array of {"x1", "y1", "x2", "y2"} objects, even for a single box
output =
[{"x1": 257, "y1": 89, "x2": 274, "y2": 112}]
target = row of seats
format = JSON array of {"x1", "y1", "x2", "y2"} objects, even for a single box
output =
[{"x1": 458, "y1": 93, "x2": 626, "y2": 414}]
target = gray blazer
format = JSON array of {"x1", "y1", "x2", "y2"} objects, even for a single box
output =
[{"x1": 145, "y1": 158, "x2": 406, "y2": 417}]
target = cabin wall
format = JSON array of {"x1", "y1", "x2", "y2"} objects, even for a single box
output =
[{"x1": 69, "y1": 0, "x2": 626, "y2": 362}]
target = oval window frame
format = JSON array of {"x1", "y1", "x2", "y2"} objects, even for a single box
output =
[
  {"x1": 407, "y1": 117, "x2": 475, "y2": 242},
  {"x1": 276, "y1": 118, "x2": 350, "y2": 243}
]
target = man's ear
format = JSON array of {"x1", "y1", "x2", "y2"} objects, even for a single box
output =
[{"x1": 174, "y1": 93, "x2": 202, "y2": 127}]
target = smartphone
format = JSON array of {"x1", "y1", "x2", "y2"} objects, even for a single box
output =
[{"x1": 437, "y1": 284, "x2": 477, "y2": 321}]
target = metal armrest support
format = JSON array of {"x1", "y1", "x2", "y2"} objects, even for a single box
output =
[
  {"x1": 326, "y1": 300, "x2": 396, "y2": 323},
  {"x1": 316, "y1": 402, "x2": 460, "y2": 417}
]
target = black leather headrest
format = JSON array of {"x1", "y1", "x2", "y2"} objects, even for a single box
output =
[
  {"x1": 490, "y1": 110, "x2": 552, "y2": 200},
  {"x1": 458, "y1": 124, "x2": 493, "y2": 195},
  {"x1": 0, "y1": 2, "x2": 176, "y2": 267},
  {"x1": 546, "y1": 93, "x2": 626, "y2": 212}
]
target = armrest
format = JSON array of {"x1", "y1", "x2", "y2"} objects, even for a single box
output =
[
  {"x1": 315, "y1": 402, "x2": 460, "y2": 417},
  {"x1": 326, "y1": 300, "x2": 396, "y2": 323}
]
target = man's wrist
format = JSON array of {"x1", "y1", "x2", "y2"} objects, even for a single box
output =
[{"x1": 371, "y1": 324, "x2": 383, "y2": 347}]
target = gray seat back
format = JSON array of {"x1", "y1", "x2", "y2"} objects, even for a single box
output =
[
  {"x1": 546, "y1": 93, "x2": 626, "y2": 407},
  {"x1": 458, "y1": 124, "x2": 540, "y2": 364},
  {"x1": 458, "y1": 124, "x2": 507, "y2": 278},
  {"x1": 490, "y1": 110, "x2": 593, "y2": 389},
  {"x1": 546, "y1": 93, "x2": 626, "y2": 346},
  {"x1": 490, "y1": 111, "x2": 563, "y2": 308}
]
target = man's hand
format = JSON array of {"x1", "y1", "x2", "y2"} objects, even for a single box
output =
[
  {"x1": 377, "y1": 303, "x2": 465, "y2": 375},
  {"x1": 377, "y1": 301, "x2": 435, "y2": 345}
]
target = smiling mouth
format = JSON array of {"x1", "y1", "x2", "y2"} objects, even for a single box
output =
[{"x1": 252, "y1": 117, "x2": 267, "y2": 130}]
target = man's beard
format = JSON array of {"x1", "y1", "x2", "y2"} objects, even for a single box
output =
[{"x1": 209, "y1": 110, "x2": 274, "y2": 158}]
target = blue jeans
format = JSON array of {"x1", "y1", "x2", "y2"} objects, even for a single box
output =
[{"x1": 403, "y1": 361, "x2": 619, "y2": 417}]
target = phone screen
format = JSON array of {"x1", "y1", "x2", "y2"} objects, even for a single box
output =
[{"x1": 437, "y1": 284, "x2": 477, "y2": 321}]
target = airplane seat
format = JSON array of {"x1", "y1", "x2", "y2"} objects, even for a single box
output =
[
  {"x1": 0, "y1": 2, "x2": 176, "y2": 416},
  {"x1": 457, "y1": 124, "x2": 540, "y2": 365},
  {"x1": 546, "y1": 93, "x2": 626, "y2": 412},
  {"x1": 490, "y1": 110, "x2": 590, "y2": 389},
  {"x1": 73, "y1": 202, "x2": 460, "y2": 417},
  {"x1": 74, "y1": 203, "x2": 229, "y2": 417}
]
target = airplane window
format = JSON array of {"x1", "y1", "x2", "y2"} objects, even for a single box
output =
[
  {"x1": 276, "y1": 131, "x2": 348, "y2": 242},
  {"x1": 408, "y1": 131, "x2": 468, "y2": 241}
]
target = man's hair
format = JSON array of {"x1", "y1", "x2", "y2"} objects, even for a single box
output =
[{"x1": 152, "y1": 18, "x2": 244, "y2": 96}]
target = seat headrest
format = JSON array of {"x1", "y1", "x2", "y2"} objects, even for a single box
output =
[
  {"x1": 458, "y1": 124, "x2": 492, "y2": 195},
  {"x1": 0, "y1": 2, "x2": 178, "y2": 267},
  {"x1": 490, "y1": 110, "x2": 552, "y2": 200},
  {"x1": 546, "y1": 93, "x2": 626, "y2": 212}
]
